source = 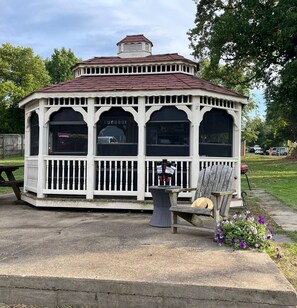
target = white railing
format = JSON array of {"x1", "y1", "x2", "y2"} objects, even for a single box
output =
[
  {"x1": 144, "y1": 158, "x2": 192, "y2": 197},
  {"x1": 40, "y1": 156, "x2": 238, "y2": 199},
  {"x1": 44, "y1": 157, "x2": 87, "y2": 194},
  {"x1": 94, "y1": 158, "x2": 138, "y2": 196},
  {"x1": 199, "y1": 157, "x2": 237, "y2": 169}
]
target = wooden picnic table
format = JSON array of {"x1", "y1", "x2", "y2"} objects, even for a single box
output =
[{"x1": 0, "y1": 165, "x2": 24, "y2": 200}]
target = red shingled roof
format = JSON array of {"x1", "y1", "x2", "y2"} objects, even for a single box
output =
[
  {"x1": 117, "y1": 34, "x2": 153, "y2": 46},
  {"x1": 37, "y1": 73, "x2": 245, "y2": 98},
  {"x1": 75, "y1": 53, "x2": 196, "y2": 66}
]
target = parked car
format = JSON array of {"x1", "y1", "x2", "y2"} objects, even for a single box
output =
[
  {"x1": 272, "y1": 147, "x2": 288, "y2": 156},
  {"x1": 255, "y1": 149, "x2": 264, "y2": 155}
]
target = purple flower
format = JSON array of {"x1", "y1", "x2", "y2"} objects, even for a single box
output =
[
  {"x1": 230, "y1": 238, "x2": 235, "y2": 245},
  {"x1": 258, "y1": 216, "x2": 265, "y2": 224},
  {"x1": 240, "y1": 242, "x2": 246, "y2": 249},
  {"x1": 267, "y1": 234, "x2": 272, "y2": 240}
]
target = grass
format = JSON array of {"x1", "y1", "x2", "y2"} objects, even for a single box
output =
[
  {"x1": 0, "y1": 156, "x2": 24, "y2": 194},
  {"x1": 241, "y1": 154, "x2": 297, "y2": 211},
  {"x1": 241, "y1": 154, "x2": 297, "y2": 291}
]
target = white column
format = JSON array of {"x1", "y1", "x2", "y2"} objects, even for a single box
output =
[
  {"x1": 86, "y1": 98, "x2": 95, "y2": 199},
  {"x1": 23, "y1": 111, "x2": 31, "y2": 193},
  {"x1": 234, "y1": 104, "x2": 242, "y2": 198},
  {"x1": 191, "y1": 96, "x2": 201, "y2": 188},
  {"x1": 137, "y1": 97, "x2": 146, "y2": 200},
  {"x1": 37, "y1": 99, "x2": 46, "y2": 198}
]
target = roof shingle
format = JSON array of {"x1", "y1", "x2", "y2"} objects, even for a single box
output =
[
  {"x1": 116, "y1": 34, "x2": 153, "y2": 46},
  {"x1": 75, "y1": 53, "x2": 196, "y2": 66},
  {"x1": 38, "y1": 73, "x2": 245, "y2": 98}
]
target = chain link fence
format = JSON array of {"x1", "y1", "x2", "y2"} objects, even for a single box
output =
[{"x1": 0, "y1": 134, "x2": 25, "y2": 159}]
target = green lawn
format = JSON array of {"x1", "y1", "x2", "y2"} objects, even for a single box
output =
[
  {"x1": 241, "y1": 155, "x2": 297, "y2": 211},
  {"x1": 241, "y1": 154, "x2": 297, "y2": 290}
]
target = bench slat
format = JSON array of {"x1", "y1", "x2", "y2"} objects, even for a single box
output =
[{"x1": 0, "y1": 180, "x2": 24, "y2": 187}]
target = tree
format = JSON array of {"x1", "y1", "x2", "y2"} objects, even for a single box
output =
[
  {"x1": 188, "y1": 0, "x2": 297, "y2": 142},
  {"x1": 265, "y1": 59, "x2": 297, "y2": 142},
  {"x1": 0, "y1": 43, "x2": 51, "y2": 133},
  {"x1": 45, "y1": 48, "x2": 81, "y2": 84}
]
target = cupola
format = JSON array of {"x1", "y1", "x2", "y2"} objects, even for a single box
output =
[{"x1": 117, "y1": 34, "x2": 153, "y2": 58}]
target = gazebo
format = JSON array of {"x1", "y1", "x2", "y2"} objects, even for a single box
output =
[{"x1": 19, "y1": 34, "x2": 248, "y2": 209}]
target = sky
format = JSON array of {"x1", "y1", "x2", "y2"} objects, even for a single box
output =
[
  {"x1": 0, "y1": 0, "x2": 265, "y2": 115},
  {"x1": 0, "y1": 0, "x2": 197, "y2": 60}
]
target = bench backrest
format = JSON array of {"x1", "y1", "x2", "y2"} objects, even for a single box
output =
[{"x1": 194, "y1": 164, "x2": 234, "y2": 217}]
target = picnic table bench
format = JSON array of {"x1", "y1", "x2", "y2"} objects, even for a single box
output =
[{"x1": 0, "y1": 165, "x2": 24, "y2": 200}]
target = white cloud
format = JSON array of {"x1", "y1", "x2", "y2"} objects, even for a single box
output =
[{"x1": 0, "y1": 0, "x2": 197, "y2": 60}]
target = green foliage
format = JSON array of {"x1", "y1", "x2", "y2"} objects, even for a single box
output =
[
  {"x1": 45, "y1": 47, "x2": 81, "y2": 84},
  {"x1": 242, "y1": 117, "x2": 264, "y2": 146},
  {"x1": 0, "y1": 43, "x2": 51, "y2": 133},
  {"x1": 215, "y1": 210, "x2": 273, "y2": 251},
  {"x1": 265, "y1": 59, "x2": 297, "y2": 142},
  {"x1": 189, "y1": 0, "x2": 297, "y2": 142}
]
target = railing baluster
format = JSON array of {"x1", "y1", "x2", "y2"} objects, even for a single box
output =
[
  {"x1": 83, "y1": 160, "x2": 86, "y2": 190},
  {"x1": 109, "y1": 161, "x2": 112, "y2": 190},
  {"x1": 51, "y1": 160, "x2": 55, "y2": 189},
  {"x1": 114, "y1": 160, "x2": 118, "y2": 191},
  {"x1": 131, "y1": 161, "x2": 134, "y2": 191},
  {"x1": 61, "y1": 160, "x2": 65, "y2": 190},
  {"x1": 97, "y1": 160, "x2": 101, "y2": 190},
  {"x1": 45, "y1": 159, "x2": 49, "y2": 189},
  {"x1": 120, "y1": 160, "x2": 123, "y2": 190},
  {"x1": 72, "y1": 160, "x2": 75, "y2": 190},
  {"x1": 180, "y1": 162, "x2": 184, "y2": 188},
  {"x1": 125, "y1": 161, "x2": 128, "y2": 191},
  {"x1": 78, "y1": 160, "x2": 81, "y2": 190},
  {"x1": 145, "y1": 161, "x2": 149, "y2": 192},
  {"x1": 103, "y1": 161, "x2": 107, "y2": 190}
]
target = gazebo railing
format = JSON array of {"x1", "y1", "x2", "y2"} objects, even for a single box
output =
[
  {"x1": 94, "y1": 158, "x2": 138, "y2": 196},
  {"x1": 26, "y1": 156, "x2": 238, "y2": 198},
  {"x1": 44, "y1": 157, "x2": 87, "y2": 194}
]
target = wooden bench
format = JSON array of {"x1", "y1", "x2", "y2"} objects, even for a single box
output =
[
  {"x1": 0, "y1": 179, "x2": 24, "y2": 200},
  {"x1": 0, "y1": 165, "x2": 24, "y2": 200}
]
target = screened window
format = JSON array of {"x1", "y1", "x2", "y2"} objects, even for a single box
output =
[
  {"x1": 199, "y1": 109, "x2": 233, "y2": 157},
  {"x1": 49, "y1": 108, "x2": 88, "y2": 155},
  {"x1": 96, "y1": 108, "x2": 138, "y2": 156},
  {"x1": 30, "y1": 112, "x2": 39, "y2": 156},
  {"x1": 146, "y1": 107, "x2": 189, "y2": 156}
]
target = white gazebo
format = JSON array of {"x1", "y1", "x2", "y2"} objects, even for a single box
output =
[{"x1": 19, "y1": 34, "x2": 248, "y2": 209}]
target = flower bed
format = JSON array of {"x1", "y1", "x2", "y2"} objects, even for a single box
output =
[{"x1": 215, "y1": 210, "x2": 273, "y2": 251}]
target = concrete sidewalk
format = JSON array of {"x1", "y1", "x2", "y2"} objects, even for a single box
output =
[
  {"x1": 0, "y1": 193, "x2": 296, "y2": 307},
  {"x1": 249, "y1": 190, "x2": 297, "y2": 232}
]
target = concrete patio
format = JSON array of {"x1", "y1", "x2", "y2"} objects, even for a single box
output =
[{"x1": 0, "y1": 193, "x2": 296, "y2": 307}]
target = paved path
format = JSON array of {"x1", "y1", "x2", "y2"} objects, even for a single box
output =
[
  {"x1": 0, "y1": 193, "x2": 296, "y2": 307},
  {"x1": 249, "y1": 190, "x2": 297, "y2": 232}
]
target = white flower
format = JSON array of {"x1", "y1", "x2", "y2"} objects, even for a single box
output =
[{"x1": 250, "y1": 226, "x2": 258, "y2": 234}]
